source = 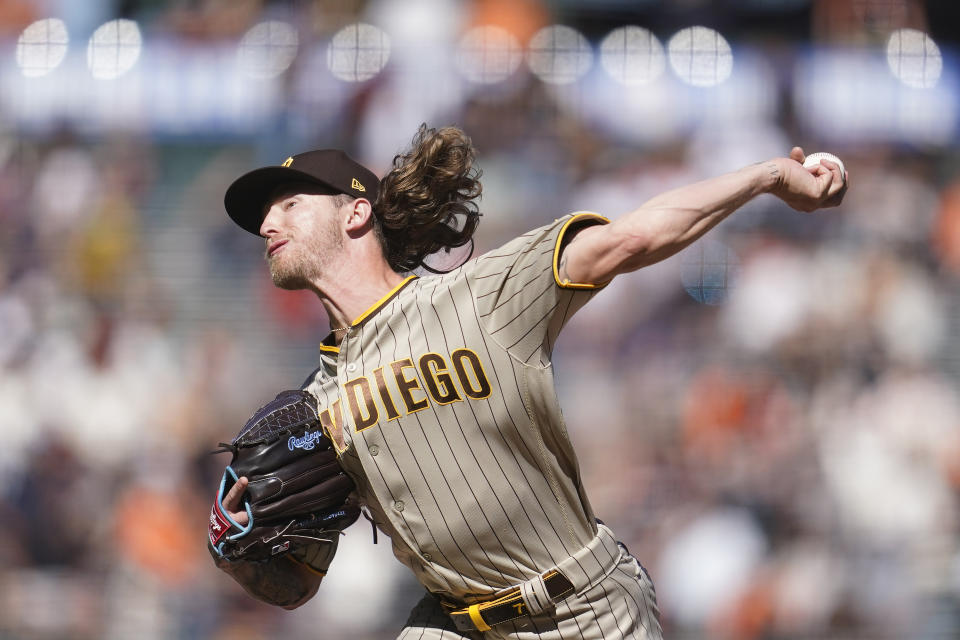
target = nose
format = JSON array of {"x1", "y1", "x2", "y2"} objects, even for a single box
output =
[{"x1": 259, "y1": 204, "x2": 281, "y2": 237}]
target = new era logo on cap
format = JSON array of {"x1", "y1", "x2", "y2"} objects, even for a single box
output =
[{"x1": 224, "y1": 149, "x2": 381, "y2": 236}]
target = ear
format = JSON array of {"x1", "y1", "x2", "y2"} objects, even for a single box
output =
[{"x1": 343, "y1": 198, "x2": 373, "y2": 235}]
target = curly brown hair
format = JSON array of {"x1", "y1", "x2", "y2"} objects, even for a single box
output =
[{"x1": 373, "y1": 124, "x2": 482, "y2": 273}]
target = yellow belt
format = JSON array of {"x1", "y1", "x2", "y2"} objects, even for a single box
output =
[{"x1": 443, "y1": 570, "x2": 574, "y2": 633}]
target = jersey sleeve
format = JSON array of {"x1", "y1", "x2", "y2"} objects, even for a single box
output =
[{"x1": 468, "y1": 212, "x2": 609, "y2": 365}]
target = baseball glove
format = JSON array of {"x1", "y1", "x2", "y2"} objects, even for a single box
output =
[{"x1": 208, "y1": 389, "x2": 360, "y2": 573}]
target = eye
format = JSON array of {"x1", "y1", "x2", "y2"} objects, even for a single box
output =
[{"x1": 284, "y1": 199, "x2": 297, "y2": 211}]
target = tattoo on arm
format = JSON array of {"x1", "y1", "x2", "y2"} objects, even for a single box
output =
[
  {"x1": 558, "y1": 230, "x2": 582, "y2": 283},
  {"x1": 765, "y1": 161, "x2": 780, "y2": 182},
  {"x1": 558, "y1": 254, "x2": 571, "y2": 283},
  {"x1": 752, "y1": 160, "x2": 781, "y2": 177}
]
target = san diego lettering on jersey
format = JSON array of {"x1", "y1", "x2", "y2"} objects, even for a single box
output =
[{"x1": 320, "y1": 348, "x2": 491, "y2": 451}]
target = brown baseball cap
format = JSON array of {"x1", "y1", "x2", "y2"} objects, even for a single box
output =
[{"x1": 224, "y1": 149, "x2": 381, "y2": 236}]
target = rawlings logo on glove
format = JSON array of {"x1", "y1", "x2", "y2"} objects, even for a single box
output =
[{"x1": 288, "y1": 429, "x2": 326, "y2": 451}]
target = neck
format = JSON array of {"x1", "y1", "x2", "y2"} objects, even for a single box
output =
[{"x1": 309, "y1": 257, "x2": 406, "y2": 339}]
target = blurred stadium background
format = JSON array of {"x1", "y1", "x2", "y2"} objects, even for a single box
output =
[{"x1": 2, "y1": 0, "x2": 960, "y2": 638}]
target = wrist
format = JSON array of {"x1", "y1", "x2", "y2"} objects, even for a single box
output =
[{"x1": 752, "y1": 159, "x2": 782, "y2": 195}]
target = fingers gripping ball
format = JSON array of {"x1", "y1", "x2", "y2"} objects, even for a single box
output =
[
  {"x1": 209, "y1": 390, "x2": 360, "y2": 571},
  {"x1": 803, "y1": 152, "x2": 846, "y2": 182}
]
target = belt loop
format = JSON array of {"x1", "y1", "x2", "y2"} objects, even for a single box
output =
[
  {"x1": 519, "y1": 573, "x2": 552, "y2": 616},
  {"x1": 467, "y1": 604, "x2": 492, "y2": 632}
]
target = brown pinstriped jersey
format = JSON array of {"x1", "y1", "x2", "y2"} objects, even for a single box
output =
[{"x1": 303, "y1": 212, "x2": 609, "y2": 603}]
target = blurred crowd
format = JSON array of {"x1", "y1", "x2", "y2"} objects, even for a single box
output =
[{"x1": 1, "y1": 0, "x2": 960, "y2": 639}]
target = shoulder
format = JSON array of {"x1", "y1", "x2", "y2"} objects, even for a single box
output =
[
  {"x1": 397, "y1": 213, "x2": 611, "y2": 302},
  {"x1": 475, "y1": 212, "x2": 609, "y2": 262},
  {"x1": 468, "y1": 212, "x2": 609, "y2": 284}
]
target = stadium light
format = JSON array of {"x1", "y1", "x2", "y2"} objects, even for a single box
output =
[
  {"x1": 456, "y1": 25, "x2": 522, "y2": 85},
  {"x1": 527, "y1": 25, "x2": 593, "y2": 85},
  {"x1": 600, "y1": 26, "x2": 665, "y2": 86},
  {"x1": 327, "y1": 23, "x2": 391, "y2": 83},
  {"x1": 16, "y1": 18, "x2": 69, "y2": 78},
  {"x1": 668, "y1": 26, "x2": 733, "y2": 87},
  {"x1": 886, "y1": 28, "x2": 942, "y2": 89},
  {"x1": 238, "y1": 20, "x2": 299, "y2": 79},
  {"x1": 680, "y1": 238, "x2": 740, "y2": 306},
  {"x1": 87, "y1": 19, "x2": 142, "y2": 80}
]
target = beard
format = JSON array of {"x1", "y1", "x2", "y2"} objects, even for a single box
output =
[{"x1": 266, "y1": 220, "x2": 342, "y2": 290}]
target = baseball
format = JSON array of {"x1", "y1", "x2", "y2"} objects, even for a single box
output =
[{"x1": 803, "y1": 152, "x2": 846, "y2": 180}]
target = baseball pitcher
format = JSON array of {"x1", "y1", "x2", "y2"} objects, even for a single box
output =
[{"x1": 208, "y1": 125, "x2": 847, "y2": 638}]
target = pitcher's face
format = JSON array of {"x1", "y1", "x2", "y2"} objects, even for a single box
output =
[{"x1": 260, "y1": 184, "x2": 344, "y2": 290}]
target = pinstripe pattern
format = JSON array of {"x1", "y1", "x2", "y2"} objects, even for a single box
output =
[{"x1": 303, "y1": 213, "x2": 661, "y2": 638}]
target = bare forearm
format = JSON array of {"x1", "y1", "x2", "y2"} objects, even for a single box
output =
[
  {"x1": 616, "y1": 161, "x2": 778, "y2": 267},
  {"x1": 209, "y1": 545, "x2": 322, "y2": 609},
  {"x1": 641, "y1": 161, "x2": 776, "y2": 235},
  {"x1": 562, "y1": 162, "x2": 779, "y2": 283},
  {"x1": 562, "y1": 148, "x2": 847, "y2": 285}
]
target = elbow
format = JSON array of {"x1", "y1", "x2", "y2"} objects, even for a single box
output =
[
  {"x1": 612, "y1": 228, "x2": 661, "y2": 273},
  {"x1": 613, "y1": 209, "x2": 670, "y2": 259},
  {"x1": 626, "y1": 234, "x2": 660, "y2": 263},
  {"x1": 619, "y1": 228, "x2": 655, "y2": 257},
  {"x1": 616, "y1": 208, "x2": 699, "y2": 271}
]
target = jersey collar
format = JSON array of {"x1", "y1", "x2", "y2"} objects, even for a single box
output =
[{"x1": 319, "y1": 275, "x2": 418, "y2": 350}]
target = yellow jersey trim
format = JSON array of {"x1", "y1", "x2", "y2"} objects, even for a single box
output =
[
  {"x1": 351, "y1": 275, "x2": 418, "y2": 326},
  {"x1": 319, "y1": 344, "x2": 340, "y2": 354},
  {"x1": 552, "y1": 212, "x2": 611, "y2": 290}
]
